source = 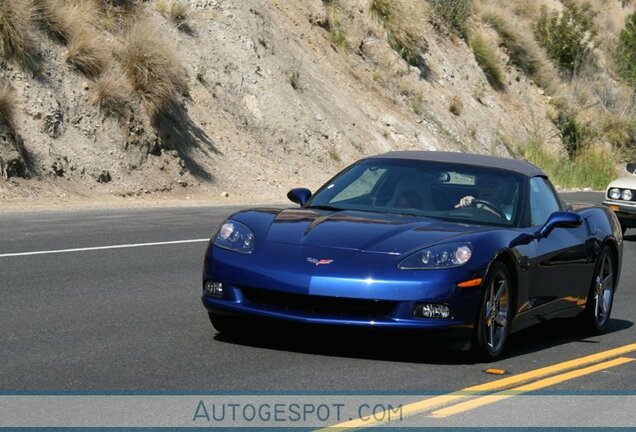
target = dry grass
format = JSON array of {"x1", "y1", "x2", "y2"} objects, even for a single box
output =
[
  {"x1": 326, "y1": 0, "x2": 349, "y2": 51},
  {"x1": 469, "y1": 31, "x2": 504, "y2": 90},
  {"x1": 35, "y1": 0, "x2": 99, "y2": 43},
  {"x1": 429, "y1": 0, "x2": 472, "y2": 37},
  {"x1": 118, "y1": 20, "x2": 187, "y2": 118},
  {"x1": 95, "y1": 0, "x2": 141, "y2": 30},
  {"x1": 481, "y1": 8, "x2": 557, "y2": 91},
  {"x1": 66, "y1": 30, "x2": 110, "y2": 78},
  {"x1": 0, "y1": 0, "x2": 39, "y2": 69},
  {"x1": 0, "y1": 82, "x2": 18, "y2": 130},
  {"x1": 370, "y1": 0, "x2": 428, "y2": 68},
  {"x1": 90, "y1": 68, "x2": 131, "y2": 118},
  {"x1": 156, "y1": 0, "x2": 190, "y2": 29},
  {"x1": 449, "y1": 95, "x2": 463, "y2": 115}
]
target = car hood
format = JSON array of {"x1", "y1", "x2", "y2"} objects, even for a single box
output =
[
  {"x1": 608, "y1": 175, "x2": 636, "y2": 189},
  {"x1": 264, "y1": 208, "x2": 484, "y2": 255}
]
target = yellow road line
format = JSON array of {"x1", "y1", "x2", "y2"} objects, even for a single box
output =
[
  {"x1": 430, "y1": 356, "x2": 635, "y2": 418},
  {"x1": 319, "y1": 343, "x2": 636, "y2": 431}
]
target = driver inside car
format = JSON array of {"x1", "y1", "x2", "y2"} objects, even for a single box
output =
[{"x1": 455, "y1": 174, "x2": 512, "y2": 220}]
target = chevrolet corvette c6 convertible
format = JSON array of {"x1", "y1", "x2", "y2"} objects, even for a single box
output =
[{"x1": 202, "y1": 151, "x2": 623, "y2": 359}]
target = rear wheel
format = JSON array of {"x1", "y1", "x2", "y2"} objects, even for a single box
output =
[
  {"x1": 582, "y1": 247, "x2": 615, "y2": 332},
  {"x1": 473, "y1": 261, "x2": 511, "y2": 361}
]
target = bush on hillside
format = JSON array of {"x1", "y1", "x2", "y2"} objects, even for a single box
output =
[
  {"x1": 370, "y1": 0, "x2": 428, "y2": 69},
  {"x1": 552, "y1": 102, "x2": 595, "y2": 158},
  {"x1": 469, "y1": 32, "x2": 504, "y2": 90},
  {"x1": 615, "y1": 12, "x2": 636, "y2": 87},
  {"x1": 66, "y1": 30, "x2": 110, "y2": 78},
  {"x1": 533, "y1": 3, "x2": 596, "y2": 75},
  {"x1": 90, "y1": 69, "x2": 131, "y2": 118},
  {"x1": 118, "y1": 21, "x2": 187, "y2": 119},
  {"x1": 0, "y1": 82, "x2": 17, "y2": 131},
  {"x1": 429, "y1": 0, "x2": 472, "y2": 37},
  {"x1": 0, "y1": 0, "x2": 38, "y2": 70}
]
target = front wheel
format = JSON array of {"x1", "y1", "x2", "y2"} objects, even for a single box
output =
[
  {"x1": 473, "y1": 261, "x2": 511, "y2": 361},
  {"x1": 582, "y1": 247, "x2": 615, "y2": 332}
]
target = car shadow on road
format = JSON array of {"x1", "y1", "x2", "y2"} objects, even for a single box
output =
[
  {"x1": 501, "y1": 317, "x2": 633, "y2": 360},
  {"x1": 212, "y1": 317, "x2": 633, "y2": 365}
]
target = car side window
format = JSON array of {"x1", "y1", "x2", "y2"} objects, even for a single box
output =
[{"x1": 529, "y1": 177, "x2": 561, "y2": 226}]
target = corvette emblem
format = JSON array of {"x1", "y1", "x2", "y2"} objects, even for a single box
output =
[{"x1": 306, "y1": 257, "x2": 334, "y2": 266}]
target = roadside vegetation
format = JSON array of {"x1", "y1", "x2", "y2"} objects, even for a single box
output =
[
  {"x1": 118, "y1": 20, "x2": 187, "y2": 119},
  {"x1": 0, "y1": 82, "x2": 17, "y2": 132},
  {"x1": 0, "y1": 0, "x2": 39, "y2": 71}
]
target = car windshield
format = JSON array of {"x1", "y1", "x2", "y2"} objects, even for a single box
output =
[{"x1": 306, "y1": 158, "x2": 524, "y2": 227}]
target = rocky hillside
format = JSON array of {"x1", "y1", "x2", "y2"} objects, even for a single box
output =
[{"x1": 1, "y1": 0, "x2": 635, "y2": 205}]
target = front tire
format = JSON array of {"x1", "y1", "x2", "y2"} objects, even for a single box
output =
[
  {"x1": 582, "y1": 247, "x2": 615, "y2": 333},
  {"x1": 473, "y1": 261, "x2": 512, "y2": 361}
]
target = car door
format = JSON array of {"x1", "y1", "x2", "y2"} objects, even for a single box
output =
[{"x1": 528, "y1": 177, "x2": 595, "y2": 317}]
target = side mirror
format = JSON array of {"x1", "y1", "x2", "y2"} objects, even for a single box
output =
[
  {"x1": 287, "y1": 188, "x2": 312, "y2": 206},
  {"x1": 537, "y1": 211, "x2": 582, "y2": 238},
  {"x1": 627, "y1": 163, "x2": 636, "y2": 174}
]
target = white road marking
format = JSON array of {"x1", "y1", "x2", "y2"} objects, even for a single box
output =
[{"x1": 0, "y1": 239, "x2": 209, "y2": 258}]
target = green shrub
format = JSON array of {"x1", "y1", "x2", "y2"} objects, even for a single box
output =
[
  {"x1": 469, "y1": 32, "x2": 504, "y2": 90},
  {"x1": 524, "y1": 137, "x2": 615, "y2": 190},
  {"x1": 615, "y1": 12, "x2": 636, "y2": 87},
  {"x1": 533, "y1": 3, "x2": 596, "y2": 75},
  {"x1": 553, "y1": 104, "x2": 595, "y2": 158},
  {"x1": 429, "y1": 0, "x2": 472, "y2": 37}
]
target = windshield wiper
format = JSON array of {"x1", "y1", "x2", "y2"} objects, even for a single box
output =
[{"x1": 305, "y1": 205, "x2": 343, "y2": 211}]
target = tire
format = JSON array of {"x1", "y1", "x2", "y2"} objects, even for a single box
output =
[
  {"x1": 472, "y1": 261, "x2": 512, "y2": 361},
  {"x1": 621, "y1": 225, "x2": 627, "y2": 235},
  {"x1": 582, "y1": 247, "x2": 616, "y2": 333},
  {"x1": 208, "y1": 312, "x2": 240, "y2": 334}
]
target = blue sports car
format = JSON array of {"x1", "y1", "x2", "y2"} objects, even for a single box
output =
[{"x1": 202, "y1": 151, "x2": 622, "y2": 359}]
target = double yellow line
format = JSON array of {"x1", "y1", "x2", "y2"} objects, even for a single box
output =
[{"x1": 320, "y1": 343, "x2": 636, "y2": 430}]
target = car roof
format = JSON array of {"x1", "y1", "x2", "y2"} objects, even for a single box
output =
[{"x1": 367, "y1": 151, "x2": 546, "y2": 178}]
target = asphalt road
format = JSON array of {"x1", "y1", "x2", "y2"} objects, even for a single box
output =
[{"x1": 1, "y1": 192, "x2": 635, "y2": 394}]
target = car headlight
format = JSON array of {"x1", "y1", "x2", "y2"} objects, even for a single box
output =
[
  {"x1": 622, "y1": 189, "x2": 633, "y2": 201},
  {"x1": 213, "y1": 220, "x2": 255, "y2": 253},
  {"x1": 609, "y1": 188, "x2": 621, "y2": 200},
  {"x1": 398, "y1": 242, "x2": 472, "y2": 269}
]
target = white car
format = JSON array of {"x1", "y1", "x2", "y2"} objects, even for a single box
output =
[{"x1": 603, "y1": 163, "x2": 636, "y2": 234}]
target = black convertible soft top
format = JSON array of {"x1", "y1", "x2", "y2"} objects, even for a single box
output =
[{"x1": 369, "y1": 151, "x2": 545, "y2": 178}]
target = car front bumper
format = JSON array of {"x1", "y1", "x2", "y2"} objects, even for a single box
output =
[{"x1": 603, "y1": 200, "x2": 636, "y2": 227}]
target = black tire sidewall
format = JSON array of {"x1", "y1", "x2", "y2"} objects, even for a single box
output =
[
  {"x1": 473, "y1": 261, "x2": 511, "y2": 361},
  {"x1": 584, "y1": 247, "x2": 615, "y2": 332}
]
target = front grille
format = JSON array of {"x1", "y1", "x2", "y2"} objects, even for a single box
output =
[{"x1": 240, "y1": 286, "x2": 396, "y2": 318}]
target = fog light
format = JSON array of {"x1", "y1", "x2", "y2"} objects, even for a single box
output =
[
  {"x1": 413, "y1": 303, "x2": 451, "y2": 319},
  {"x1": 204, "y1": 281, "x2": 224, "y2": 298}
]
